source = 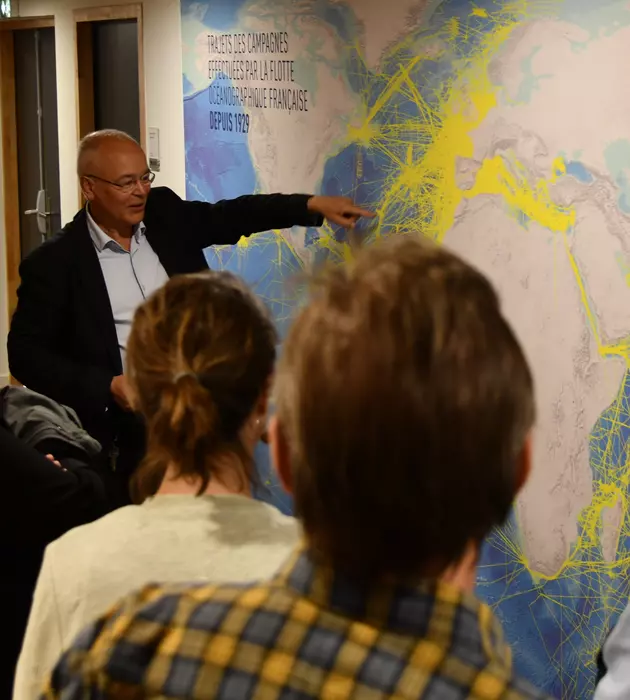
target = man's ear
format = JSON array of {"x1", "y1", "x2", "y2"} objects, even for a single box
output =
[
  {"x1": 269, "y1": 415, "x2": 293, "y2": 495},
  {"x1": 515, "y1": 431, "x2": 533, "y2": 494},
  {"x1": 80, "y1": 177, "x2": 95, "y2": 202}
]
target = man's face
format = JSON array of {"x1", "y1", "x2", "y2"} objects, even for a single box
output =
[{"x1": 81, "y1": 140, "x2": 151, "y2": 226}]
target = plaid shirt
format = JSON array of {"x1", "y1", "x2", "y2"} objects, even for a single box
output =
[{"x1": 43, "y1": 547, "x2": 550, "y2": 699}]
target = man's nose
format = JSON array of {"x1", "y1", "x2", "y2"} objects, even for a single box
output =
[{"x1": 131, "y1": 180, "x2": 146, "y2": 196}]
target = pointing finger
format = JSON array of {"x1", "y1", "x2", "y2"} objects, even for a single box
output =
[
  {"x1": 328, "y1": 213, "x2": 355, "y2": 229},
  {"x1": 342, "y1": 205, "x2": 376, "y2": 219}
]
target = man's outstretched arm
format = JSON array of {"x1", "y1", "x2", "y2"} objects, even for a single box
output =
[{"x1": 156, "y1": 187, "x2": 374, "y2": 248}]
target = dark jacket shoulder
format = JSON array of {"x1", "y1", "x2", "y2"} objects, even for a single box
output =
[
  {"x1": 146, "y1": 186, "x2": 182, "y2": 209},
  {"x1": 19, "y1": 209, "x2": 88, "y2": 274}
]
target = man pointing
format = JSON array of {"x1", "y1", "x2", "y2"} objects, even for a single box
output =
[{"x1": 8, "y1": 129, "x2": 373, "y2": 501}]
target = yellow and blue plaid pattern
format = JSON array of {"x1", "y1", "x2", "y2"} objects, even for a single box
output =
[{"x1": 43, "y1": 547, "x2": 551, "y2": 699}]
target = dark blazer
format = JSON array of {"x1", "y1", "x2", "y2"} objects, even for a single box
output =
[{"x1": 8, "y1": 187, "x2": 321, "y2": 450}]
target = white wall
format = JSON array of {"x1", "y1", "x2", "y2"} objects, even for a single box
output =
[{"x1": 0, "y1": 0, "x2": 185, "y2": 385}]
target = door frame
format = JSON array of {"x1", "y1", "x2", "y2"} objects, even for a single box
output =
[
  {"x1": 0, "y1": 16, "x2": 55, "y2": 324},
  {"x1": 74, "y1": 4, "x2": 146, "y2": 148}
]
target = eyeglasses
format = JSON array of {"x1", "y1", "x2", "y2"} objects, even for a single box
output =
[{"x1": 85, "y1": 171, "x2": 155, "y2": 194}]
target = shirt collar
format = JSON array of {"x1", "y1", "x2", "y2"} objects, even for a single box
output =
[
  {"x1": 86, "y1": 205, "x2": 146, "y2": 252},
  {"x1": 274, "y1": 545, "x2": 511, "y2": 669}
]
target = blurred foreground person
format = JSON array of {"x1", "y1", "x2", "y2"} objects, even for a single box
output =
[
  {"x1": 43, "y1": 236, "x2": 550, "y2": 699},
  {"x1": 15, "y1": 272, "x2": 298, "y2": 699},
  {"x1": 1, "y1": 426, "x2": 108, "y2": 698}
]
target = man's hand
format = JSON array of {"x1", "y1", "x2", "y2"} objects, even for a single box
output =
[
  {"x1": 111, "y1": 375, "x2": 132, "y2": 411},
  {"x1": 307, "y1": 195, "x2": 375, "y2": 229}
]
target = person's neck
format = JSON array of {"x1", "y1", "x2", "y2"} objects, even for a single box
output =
[
  {"x1": 307, "y1": 542, "x2": 479, "y2": 595},
  {"x1": 438, "y1": 543, "x2": 478, "y2": 593},
  {"x1": 156, "y1": 453, "x2": 251, "y2": 498},
  {"x1": 88, "y1": 204, "x2": 134, "y2": 250}
]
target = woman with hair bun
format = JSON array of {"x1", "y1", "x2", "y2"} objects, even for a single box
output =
[{"x1": 14, "y1": 271, "x2": 299, "y2": 700}]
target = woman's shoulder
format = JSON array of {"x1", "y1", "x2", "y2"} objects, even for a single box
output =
[
  {"x1": 256, "y1": 499, "x2": 300, "y2": 530},
  {"x1": 206, "y1": 495, "x2": 301, "y2": 542},
  {"x1": 47, "y1": 504, "x2": 145, "y2": 556}
]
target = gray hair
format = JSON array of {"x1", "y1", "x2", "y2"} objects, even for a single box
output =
[{"x1": 77, "y1": 129, "x2": 140, "y2": 176}]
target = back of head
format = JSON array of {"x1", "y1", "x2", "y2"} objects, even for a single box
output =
[
  {"x1": 127, "y1": 271, "x2": 277, "y2": 501},
  {"x1": 275, "y1": 235, "x2": 535, "y2": 578}
]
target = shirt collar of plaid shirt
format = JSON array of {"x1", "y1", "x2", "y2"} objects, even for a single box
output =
[{"x1": 274, "y1": 544, "x2": 512, "y2": 666}]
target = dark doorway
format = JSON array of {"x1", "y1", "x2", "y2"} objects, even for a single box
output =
[
  {"x1": 13, "y1": 26, "x2": 61, "y2": 258},
  {"x1": 93, "y1": 20, "x2": 141, "y2": 141},
  {"x1": 76, "y1": 17, "x2": 141, "y2": 144}
]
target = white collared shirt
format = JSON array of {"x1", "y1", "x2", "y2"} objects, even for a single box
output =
[{"x1": 86, "y1": 209, "x2": 169, "y2": 369}]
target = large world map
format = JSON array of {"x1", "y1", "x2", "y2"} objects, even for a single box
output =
[{"x1": 181, "y1": 1, "x2": 630, "y2": 696}]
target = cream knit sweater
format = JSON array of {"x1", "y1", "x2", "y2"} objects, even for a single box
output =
[{"x1": 13, "y1": 494, "x2": 299, "y2": 699}]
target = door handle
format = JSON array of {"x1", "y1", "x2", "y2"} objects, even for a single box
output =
[{"x1": 24, "y1": 189, "x2": 50, "y2": 236}]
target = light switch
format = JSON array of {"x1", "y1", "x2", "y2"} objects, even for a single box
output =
[{"x1": 148, "y1": 127, "x2": 160, "y2": 171}]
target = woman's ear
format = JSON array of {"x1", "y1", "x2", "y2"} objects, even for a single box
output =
[
  {"x1": 254, "y1": 374, "x2": 273, "y2": 422},
  {"x1": 269, "y1": 416, "x2": 293, "y2": 495},
  {"x1": 251, "y1": 381, "x2": 271, "y2": 443}
]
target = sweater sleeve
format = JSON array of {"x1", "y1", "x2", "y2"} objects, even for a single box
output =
[{"x1": 13, "y1": 546, "x2": 66, "y2": 700}]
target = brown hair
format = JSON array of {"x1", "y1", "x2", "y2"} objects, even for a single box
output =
[
  {"x1": 275, "y1": 235, "x2": 535, "y2": 578},
  {"x1": 127, "y1": 271, "x2": 276, "y2": 502}
]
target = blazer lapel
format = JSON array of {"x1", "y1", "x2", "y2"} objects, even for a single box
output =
[
  {"x1": 145, "y1": 227, "x2": 177, "y2": 277},
  {"x1": 144, "y1": 189, "x2": 208, "y2": 275},
  {"x1": 70, "y1": 210, "x2": 122, "y2": 374},
  {"x1": 147, "y1": 228, "x2": 208, "y2": 275}
]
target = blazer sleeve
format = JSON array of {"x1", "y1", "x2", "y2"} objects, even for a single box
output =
[
  {"x1": 13, "y1": 546, "x2": 65, "y2": 700},
  {"x1": 8, "y1": 248, "x2": 114, "y2": 413},
  {"x1": 165, "y1": 188, "x2": 324, "y2": 249}
]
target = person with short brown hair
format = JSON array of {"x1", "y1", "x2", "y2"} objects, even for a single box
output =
[
  {"x1": 274, "y1": 235, "x2": 535, "y2": 580},
  {"x1": 14, "y1": 271, "x2": 298, "y2": 700},
  {"x1": 43, "y1": 236, "x2": 550, "y2": 699}
]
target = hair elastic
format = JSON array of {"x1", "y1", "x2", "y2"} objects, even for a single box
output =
[{"x1": 173, "y1": 371, "x2": 197, "y2": 383}]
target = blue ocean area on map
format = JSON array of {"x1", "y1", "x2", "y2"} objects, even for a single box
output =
[
  {"x1": 184, "y1": 83, "x2": 256, "y2": 203},
  {"x1": 181, "y1": 0, "x2": 250, "y2": 30},
  {"x1": 182, "y1": 0, "x2": 630, "y2": 696}
]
